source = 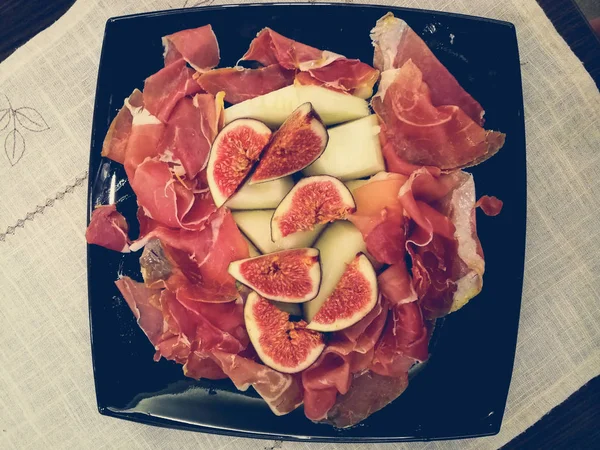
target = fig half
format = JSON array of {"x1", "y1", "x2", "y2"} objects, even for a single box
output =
[
  {"x1": 228, "y1": 248, "x2": 321, "y2": 303},
  {"x1": 245, "y1": 291, "x2": 325, "y2": 374},
  {"x1": 207, "y1": 118, "x2": 272, "y2": 207},
  {"x1": 271, "y1": 175, "x2": 356, "y2": 241},
  {"x1": 306, "y1": 253, "x2": 378, "y2": 332},
  {"x1": 303, "y1": 221, "x2": 367, "y2": 322},
  {"x1": 249, "y1": 103, "x2": 328, "y2": 184}
]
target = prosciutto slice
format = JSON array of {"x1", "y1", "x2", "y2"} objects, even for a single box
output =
[
  {"x1": 211, "y1": 350, "x2": 304, "y2": 416},
  {"x1": 86, "y1": 204, "x2": 130, "y2": 252},
  {"x1": 348, "y1": 172, "x2": 407, "y2": 264},
  {"x1": 403, "y1": 171, "x2": 487, "y2": 318},
  {"x1": 476, "y1": 195, "x2": 503, "y2": 216},
  {"x1": 371, "y1": 13, "x2": 484, "y2": 124},
  {"x1": 372, "y1": 60, "x2": 505, "y2": 172},
  {"x1": 101, "y1": 89, "x2": 143, "y2": 164},
  {"x1": 378, "y1": 263, "x2": 417, "y2": 306},
  {"x1": 195, "y1": 65, "x2": 295, "y2": 104},
  {"x1": 157, "y1": 93, "x2": 223, "y2": 179},
  {"x1": 371, "y1": 302, "x2": 430, "y2": 377},
  {"x1": 131, "y1": 208, "x2": 249, "y2": 303},
  {"x1": 143, "y1": 59, "x2": 204, "y2": 123},
  {"x1": 162, "y1": 24, "x2": 220, "y2": 71},
  {"x1": 241, "y1": 28, "x2": 379, "y2": 98},
  {"x1": 302, "y1": 298, "x2": 387, "y2": 421},
  {"x1": 325, "y1": 371, "x2": 409, "y2": 428}
]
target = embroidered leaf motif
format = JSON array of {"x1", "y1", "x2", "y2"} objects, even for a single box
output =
[
  {"x1": 14, "y1": 107, "x2": 49, "y2": 132},
  {"x1": 5, "y1": 129, "x2": 25, "y2": 166},
  {"x1": 0, "y1": 108, "x2": 11, "y2": 131}
]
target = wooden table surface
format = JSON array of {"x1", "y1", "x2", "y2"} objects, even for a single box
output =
[{"x1": 0, "y1": 1, "x2": 598, "y2": 448}]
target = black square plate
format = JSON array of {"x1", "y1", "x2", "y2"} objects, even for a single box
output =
[{"x1": 87, "y1": 3, "x2": 526, "y2": 443}]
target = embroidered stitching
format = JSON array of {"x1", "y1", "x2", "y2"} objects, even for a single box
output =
[{"x1": 0, "y1": 171, "x2": 88, "y2": 242}]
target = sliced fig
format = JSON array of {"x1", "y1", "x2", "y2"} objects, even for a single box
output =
[
  {"x1": 232, "y1": 210, "x2": 324, "y2": 254},
  {"x1": 245, "y1": 291, "x2": 325, "y2": 374},
  {"x1": 303, "y1": 221, "x2": 367, "y2": 322},
  {"x1": 225, "y1": 176, "x2": 294, "y2": 210},
  {"x1": 307, "y1": 253, "x2": 378, "y2": 332},
  {"x1": 303, "y1": 115, "x2": 385, "y2": 180},
  {"x1": 249, "y1": 103, "x2": 328, "y2": 184},
  {"x1": 229, "y1": 248, "x2": 321, "y2": 303},
  {"x1": 271, "y1": 175, "x2": 355, "y2": 241},
  {"x1": 224, "y1": 85, "x2": 370, "y2": 128},
  {"x1": 207, "y1": 118, "x2": 272, "y2": 207}
]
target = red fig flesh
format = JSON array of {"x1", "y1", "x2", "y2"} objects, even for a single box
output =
[
  {"x1": 249, "y1": 102, "x2": 328, "y2": 184},
  {"x1": 307, "y1": 253, "x2": 378, "y2": 332},
  {"x1": 271, "y1": 175, "x2": 355, "y2": 241},
  {"x1": 207, "y1": 118, "x2": 272, "y2": 207},
  {"x1": 245, "y1": 291, "x2": 325, "y2": 373},
  {"x1": 228, "y1": 248, "x2": 321, "y2": 303}
]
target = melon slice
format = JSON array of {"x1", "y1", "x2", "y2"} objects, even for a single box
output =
[
  {"x1": 303, "y1": 221, "x2": 367, "y2": 322},
  {"x1": 225, "y1": 177, "x2": 294, "y2": 210},
  {"x1": 224, "y1": 85, "x2": 370, "y2": 128},
  {"x1": 303, "y1": 115, "x2": 385, "y2": 180},
  {"x1": 228, "y1": 248, "x2": 321, "y2": 303},
  {"x1": 306, "y1": 253, "x2": 378, "y2": 332},
  {"x1": 232, "y1": 210, "x2": 324, "y2": 254}
]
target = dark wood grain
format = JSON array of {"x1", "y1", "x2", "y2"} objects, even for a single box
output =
[
  {"x1": 0, "y1": 0, "x2": 76, "y2": 62},
  {"x1": 0, "y1": 0, "x2": 597, "y2": 448}
]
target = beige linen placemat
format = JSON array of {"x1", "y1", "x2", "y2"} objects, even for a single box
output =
[{"x1": 0, "y1": 1, "x2": 598, "y2": 449}]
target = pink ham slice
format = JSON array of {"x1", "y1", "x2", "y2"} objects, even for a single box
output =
[
  {"x1": 302, "y1": 298, "x2": 387, "y2": 421},
  {"x1": 241, "y1": 28, "x2": 379, "y2": 98},
  {"x1": 131, "y1": 208, "x2": 250, "y2": 304},
  {"x1": 101, "y1": 89, "x2": 144, "y2": 164},
  {"x1": 348, "y1": 173, "x2": 407, "y2": 264},
  {"x1": 195, "y1": 64, "x2": 295, "y2": 104},
  {"x1": 157, "y1": 93, "x2": 223, "y2": 179},
  {"x1": 211, "y1": 350, "x2": 304, "y2": 416},
  {"x1": 378, "y1": 263, "x2": 417, "y2": 306},
  {"x1": 476, "y1": 195, "x2": 503, "y2": 216},
  {"x1": 143, "y1": 59, "x2": 204, "y2": 123},
  {"x1": 162, "y1": 24, "x2": 220, "y2": 71},
  {"x1": 402, "y1": 170, "x2": 487, "y2": 319},
  {"x1": 370, "y1": 301, "x2": 430, "y2": 377},
  {"x1": 86, "y1": 204, "x2": 130, "y2": 252},
  {"x1": 371, "y1": 13, "x2": 484, "y2": 124},
  {"x1": 372, "y1": 60, "x2": 505, "y2": 172}
]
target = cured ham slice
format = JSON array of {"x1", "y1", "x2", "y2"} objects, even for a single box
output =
[
  {"x1": 143, "y1": 59, "x2": 204, "y2": 123},
  {"x1": 302, "y1": 299, "x2": 387, "y2": 421},
  {"x1": 86, "y1": 204, "x2": 130, "y2": 252},
  {"x1": 371, "y1": 302, "x2": 430, "y2": 377},
  {"x1": 158, "y1": 93, "x2": 223, "y2": 179},
  {"x1": 371, "y1": 13, "x2": 484, "y2": 124},
  {"x1": 211, "y1": 350, "x2": 303, "y2": 415},
  {"x1": 372, "y1": 60, "x2": 505, "y2": 171},
  {"x1": 162, "y1": 24, "x2": 220, "y2": 71},
  {"x1": 403, "y1": 171, "x2": 487, "y2": 318},
  {"x1": 101, "y1": 89, "x2": 143, "y2": 164},
  {"x1": 378, "y1": 263, "x2": 417, "y2": 306},
  {"x1": 241, "y1": 28, "x2": 379, "y2": 98},
  {"x1": 325, "y1": 371, "x2": 408, "y2": 428},
  {"x1": 132, "y1": 208, "x2": 249, "y2": 303},
  {"x1": 195, "y1": 65, "x2": 295, "y2": 104},
  {"x1": 115, "y1": 277, "x2": 185, "y2": 362},
  {"x1": 348, "y1": 172, "x2": 407, "y2": 264},
  {"x1": 476, "y1": 195, "x2": 503, "y2": 216}
]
